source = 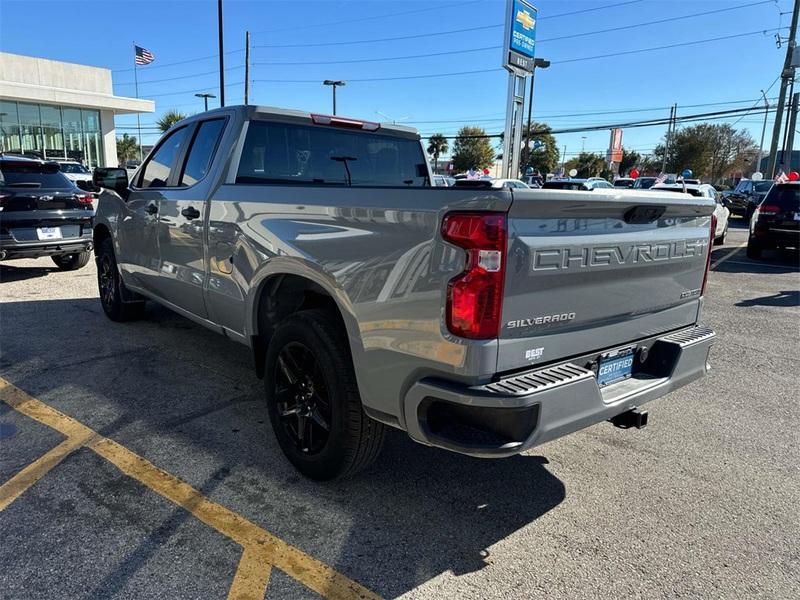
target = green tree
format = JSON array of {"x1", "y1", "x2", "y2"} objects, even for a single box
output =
[
  {"x1": 452, "y1": 126, "x2": 496, "y2": 172},
  {"x1": 520, "y1": 122, "x2": 559, "y2": 176},
  {"x1": 564, "y1": 152, "x2": 607, "y2": 178},
  {"x1": 116, "y1": 134, "x2": 139, "y2": 165},
  {"x1": 426, "y1": 133, "x2": 449, "y2": 173},
  {"x1": 157, "y1": 110, "x2": 188, "y2": 133},
  {"x1": 618, "y1": 147, "x2": 641, "y2": 176},
  {"x1": 653, "y1": 123, "x2": 757, "y2": 182}
]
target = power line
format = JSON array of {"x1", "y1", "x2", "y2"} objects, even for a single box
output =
[
  {"x1": 253, "y1": 0, "x2": 770, "y2": 50},
  {"x1": 552, "y1": 28, "x2": 784, "y2": 65},
  {"x1": 250, "y1": 0, "x2": 642, "y2": 37},
  {"x1": 114, "y1": 65, "x2": 243, "y2": 87},
  {"x1": 112, "y1": 48, "x2": 244, "y2": 73}
]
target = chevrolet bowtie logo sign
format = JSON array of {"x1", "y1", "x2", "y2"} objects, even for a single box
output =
[{"x1": 515, "y1": 9, "x2": 535, "y2": 30}]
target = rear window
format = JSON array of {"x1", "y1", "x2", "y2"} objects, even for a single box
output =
[
  {"x1": 0, "y1": 162, "x2": 73, "y2": 188},
  {"x1": 542, "y1": 181, "x2": 586, "y2": 190},
  {"x1": 754, "y1": 181, "x2": 774, "y2": 193},
  {"x1": 236, "y1": 121, "x2": 428, "y2": 187},
  {"x1": 59, "y1": 163, "x2": 89, "y2": 174},
  {"x1": 764, "y1": 184, "x2": 800, "y2": 210}
]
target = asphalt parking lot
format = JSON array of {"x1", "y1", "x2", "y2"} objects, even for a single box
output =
[{"x1": 0, "y1": 220, "x2": 798, "y2": 599}]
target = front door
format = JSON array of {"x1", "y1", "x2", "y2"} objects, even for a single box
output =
[
  {"x1": 151, "y1": 118, "x2": 227, "y2": 319},
  {"x1": 119, "y1": 125, "x2": 192, "y2": 293}
]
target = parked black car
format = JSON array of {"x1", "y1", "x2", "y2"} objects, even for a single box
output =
[
  {"x1": 746, "y1": 182, "x2": 800, "y2": 259},
  {"x1": 0, "y1": 156, "x2": 95, "y2": 270},
  {"x1": 727, "y1": 178, "x2": 774, "y2": 219}
]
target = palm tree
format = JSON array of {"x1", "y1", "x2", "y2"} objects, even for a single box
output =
[
  {"x1": 427, "y1": 133, "x2": 449, "y2": 174},
  {"x1": 116, "y1": 134, "x2": 139, "y2": 166},
  {"x1": 157, "y1": 110, "x2": 188, "y2": 133}
]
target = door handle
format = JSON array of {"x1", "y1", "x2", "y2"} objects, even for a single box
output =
[
  {"x1": 145, "y1": 203, "x2": 158, "y2": 215},
  {"x1": 181, "y1": 206, "x2": 201, "y2": 220}
]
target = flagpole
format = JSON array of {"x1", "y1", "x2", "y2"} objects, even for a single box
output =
[{"x1": 133, "y1": 42, "x2": 143, "y2": 163}]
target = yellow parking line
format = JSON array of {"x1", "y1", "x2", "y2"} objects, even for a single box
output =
[
  {"x1": 228, "y1": 545, "x2": 273, "y2": 600},
  {"x1": 0, "y1": 377, "x2": 380, "y2": 600},
  {"x1": 0, "y1": 433, "x2": 93, "y2": 512}
]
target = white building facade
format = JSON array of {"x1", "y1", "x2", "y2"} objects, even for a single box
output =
[{"x1": 0, "y1": 52, "x2": 153, "y2": 168}]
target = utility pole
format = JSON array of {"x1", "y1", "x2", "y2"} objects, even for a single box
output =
[
  {"x1": 757, "y1": 90, "x2": 770, "y2": 173},
  {"x1": 662, "y1": 103, "x2": 677, "y2": 173},
  {"x1": 781, "y1": 77, "x2": 796, "y2": 166},
  {"x1": 767, "y1": 0, "x2": 799, "y2": 177},
  {"x1": 244, "y1": 31, "x2": 250, "y2": 105},
  {"x1": 217, "y1": 0, "x2": 225, "y2": 107},
  {"x1": 785, "y1": 92, "x2": 800, "y2": 170}
]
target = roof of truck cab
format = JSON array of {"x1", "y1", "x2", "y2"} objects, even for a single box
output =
[{"x1": 185, "y1": 105, "x2": 421, "y2": 139}]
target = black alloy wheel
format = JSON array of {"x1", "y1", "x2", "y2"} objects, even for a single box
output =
[{"x1": 273, "y1": 341, "x2": 331, "y2": 455}]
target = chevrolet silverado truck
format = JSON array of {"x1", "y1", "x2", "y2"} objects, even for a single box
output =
[{"x1": 91, "y1": 106, "x2": 717, "y2": 480}]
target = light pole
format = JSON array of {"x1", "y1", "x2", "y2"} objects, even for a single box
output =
[
  {"x1": 323, "y1": 80, "x2": 346, "y2": 115},
  {"x1": 581, "y1": 136, "x2": 587, "y2": 153},
  {"x1": 524, "y1": 58, "x2": 550, "y2": 172},
  {"x1": 195, "y1": 93, "x2": 217, "y2": 111},
  {"x1": 757, "y1": 89, "x2": 770, "y2": 173}
]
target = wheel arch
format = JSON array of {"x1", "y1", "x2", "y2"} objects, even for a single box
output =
[{"x1": 247, "y1": 263, "x2": 360, "y2": 379}]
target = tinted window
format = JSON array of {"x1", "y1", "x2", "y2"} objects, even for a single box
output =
[
  {"x1": 754, "y1": 181, "x2": 774, "y2": 193},
  {"x1": 180, "y1": 119, "x2": 226, "y2": 186},
  {"x1": 0, "y1": 162, "x2": 73, "y2": 188},
  {"x1": 764, "y1": 184, "x2": 800, "y2": 210},
  {"x1": 237, "y1": 121, "x2": 428, "y2": 187},
  {"x1": 543, "y1": 181, "x2": 586, "y2": 190},
  {"x1": 59, "y1": 163, "x2": 89, "y2": 174},
  {"x1": 139, "y1": 126, "x2": 189, "y2": 188}
]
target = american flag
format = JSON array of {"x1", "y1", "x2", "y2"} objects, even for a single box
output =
[
  {"x1": 775, "y1": 170, "x2": 789, "y2": 184},
  {"x1": 654, "y1": 172, "x2": 668, "y2": 185},
  {"x1": 134, "y1": 46, "x2": 155, "y2": 65}
]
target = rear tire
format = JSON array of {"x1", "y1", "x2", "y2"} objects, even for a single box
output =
[
  {"x1": 52, "y1": 251, "x2": 91, "y2": 271},
  {"x1": 96, "y1": 237, "x2": 145, "y2": 321},
  {"x1": 746, "y1": 237, "x2": 762, "y2": 259},
  {"x1": 713, "y1": 222, "x2": 728, "y2": 246},
  {"x1": 264, "y1": 309, "x2": 385, "y2": 480}
]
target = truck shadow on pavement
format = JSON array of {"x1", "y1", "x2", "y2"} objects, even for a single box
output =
[
  {"x1": 0, "y1": 263, "x2": 57, "y2": 283},
  {"x1": 735, "y1": 290, "x2": 800, "y2": 308},
  {"x1": 711, "y1": 246, "x2": 800, "y2": 274},
  {"x1": 0, "y1": 297, "x2": 566, "y2": 599}
]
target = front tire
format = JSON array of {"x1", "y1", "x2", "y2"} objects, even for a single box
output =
[
  {"x1": 52, "y1": 251, "x2": 91, "y2": 271},
  {"x1": 264, "y1": 309, "x2": 385, "y2": 480},
  {"x1": 96, "y1": 237, "x2": 145, "y2": 321}
]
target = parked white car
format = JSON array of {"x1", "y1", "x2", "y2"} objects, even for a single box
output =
[
  {"x1": 651, "y1": 183, "x2": 730, "y2": 244},
  {"x1": 56, "y1": 161, "x2": 94, "y2": 192}
]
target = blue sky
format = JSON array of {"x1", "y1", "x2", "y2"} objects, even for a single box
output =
[{"x1": 0, "y1": 0, "x2": 793, "y2": 160}]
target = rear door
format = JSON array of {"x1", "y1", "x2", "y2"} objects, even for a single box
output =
[
  {"x1": 497, "y1": 188, "x2": 714, "y2": 373},
  {"x1": 151, "y1": 117, "x2": 227, "y2": 319}
]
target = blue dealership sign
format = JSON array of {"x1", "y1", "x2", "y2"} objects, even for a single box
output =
[{"x1": 504, "y1": 0, "x2": 537, "y2": 73}]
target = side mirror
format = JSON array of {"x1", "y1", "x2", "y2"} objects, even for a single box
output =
[{"x1": 93, "y1": 168, "x2": 129, "y2": 196}]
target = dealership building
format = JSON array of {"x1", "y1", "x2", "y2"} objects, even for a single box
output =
[{"x1": 0, "y1": 52, "x2": 153, "y2": 168}]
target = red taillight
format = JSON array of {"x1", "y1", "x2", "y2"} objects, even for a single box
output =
[
  {"x1": 701, "y1": 213, "x2": 716, "y2": 296},
  {"x1": 310, "y1": 113, "x2": 380, "y2": 131},
  {"x1": 758, "y1": 204, "x2": 780, "y2": 215},
  {"x1": 77, "y1": 194, "x2": 94, "y2": 205},
  {"x1": 442, "y1": 212, "x2": 507, "y2": 339}
]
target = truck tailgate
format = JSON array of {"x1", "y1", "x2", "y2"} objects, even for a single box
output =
[{"x1": 498, "y1": 188, "x2": 714, "y2": 373}]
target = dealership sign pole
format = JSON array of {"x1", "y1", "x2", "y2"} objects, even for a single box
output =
[{"x1": 501, "y1": 0, "x2": 538, "y2": 179}]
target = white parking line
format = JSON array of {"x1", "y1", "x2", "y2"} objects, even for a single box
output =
[{"x1": 712, "y1": 242, "x2": 747, "y2": 269}]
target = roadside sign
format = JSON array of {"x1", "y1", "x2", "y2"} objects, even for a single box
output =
[{"x1": 503, "y1": 0, "x2": 537, "y2": 74}]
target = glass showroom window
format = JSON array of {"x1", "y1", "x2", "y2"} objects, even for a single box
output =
[
  {"x1": 0, "y1": 101, "x2": 22, "y2": 153},
  {"x1": 62, "y1": 107, "x2": 84, "y2": 164},
  {"x1": 82, "y1": 109, "x2": 103, "y2": 168},
  {"x1": 40, "y1": 104, "x2": 66, "y2": 161},
  {"x1": 18, "y1": 103, "x2": 43, "y2": 157}
]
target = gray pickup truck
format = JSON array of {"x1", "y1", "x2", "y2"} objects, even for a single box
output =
[{"x1": 92, "y1": 106, "x2": 716, "y2": 480}]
